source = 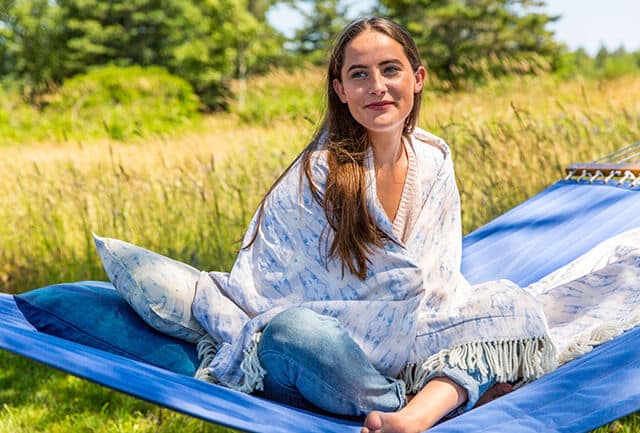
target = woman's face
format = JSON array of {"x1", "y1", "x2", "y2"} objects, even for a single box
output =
[{"x1": 332, "y1": 30, "x2": 426, "y2": 137}]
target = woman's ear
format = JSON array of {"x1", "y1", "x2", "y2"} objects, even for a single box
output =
[
  {"x1": 414, "y1": 66, "x2": 427, "y2": 93},
  {"x1": 332, "y1": 78, "x2": 348, "y2": 103}
]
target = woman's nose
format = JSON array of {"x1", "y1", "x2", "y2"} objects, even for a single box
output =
[{"x1": 369, "y1": 72, "x2": 387, "y2": 95}]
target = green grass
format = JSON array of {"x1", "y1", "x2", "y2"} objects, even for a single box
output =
[
  {"x1": 1, "y1": 71, "x2": 640, "y2": 431},
  {"x1": 594, "y1": 416, "x2": 640, "y2": 433},
  {"x1": 0, "y1": 352, "x2": 234, "y2": 433}
]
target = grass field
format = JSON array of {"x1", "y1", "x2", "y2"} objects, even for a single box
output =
[{"x1": 1, "y1": 71, "x2": 639, "y2": 432}]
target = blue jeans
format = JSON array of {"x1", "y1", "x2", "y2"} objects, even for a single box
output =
[{"x1": 257, "y1": 307, "x2": 494, "y2": 417}]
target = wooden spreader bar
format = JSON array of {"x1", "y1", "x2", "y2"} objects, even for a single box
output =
[
  {"x1": 564, "y1": 141, "x2": 640, "y2": 185},
  {"x1": 565, "y1": 163, "x2": 640, "y2": 177}
]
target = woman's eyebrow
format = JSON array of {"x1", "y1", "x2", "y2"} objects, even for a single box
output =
[
  {"x1": 347, "y1": 63, "x2": 369, "y2": 72},
  {"x1": 346, "y1": 59, "x2": 403, "y2": 72},
  {"x1": 379, "y1": 59, "x2": 403, "y2": 67}
]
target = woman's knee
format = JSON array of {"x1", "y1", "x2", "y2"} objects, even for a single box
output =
[
  {"x1": 259, "y1": 307, "x2": 405, "y2": 415},
  {"x1": 260, "y1": 307, "x2": 341, "y2": 358}
]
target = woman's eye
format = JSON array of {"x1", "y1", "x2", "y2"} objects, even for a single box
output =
[
  {"x1": 350, "y1": 70, "x2": 367, "y2": 79},
  {"x1": 384, "y1": 65, "x2": 400, "y2": 75}
]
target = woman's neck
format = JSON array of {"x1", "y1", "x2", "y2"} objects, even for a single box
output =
[
  {"x1": 369, "y1": 129, "x2": 405, "y2": 169},
  {"x1": 368, "y1": 128, "x2": 409, "y2": 225}
]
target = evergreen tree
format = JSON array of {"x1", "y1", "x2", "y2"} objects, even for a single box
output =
[
  {"x1": 56, "y1": 0, "x2": 285, "y2": 108},
  {"x1": 594, "y1": 45, "x2": 610, "y2": 70},
  {"x1": 0, "y1": 0, "x2": 65, "y2": 99},
  {"x1": 290, "y1": 0, "x2": 351, "y2": 65},
  {"x1": 1, "y1": 0, "x2": 285, "y2": 108},
  {"x1": 379, "y1": 0, "x2": 560, "y2": 86},
  {"x1": 235, "y1": 0, "x2": 285, "y2": 106}
]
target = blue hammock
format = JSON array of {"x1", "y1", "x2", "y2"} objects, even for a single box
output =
[{"x1": 1, "y1": 179, "x2": 640, "y2": 433}]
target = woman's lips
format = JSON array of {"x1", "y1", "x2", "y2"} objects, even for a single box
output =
[{"x1": 365, "y1": 101, "x2": 394, "y2": 110}]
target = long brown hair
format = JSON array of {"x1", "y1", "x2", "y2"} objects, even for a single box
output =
[{"x1": 244, "y1": 17, "x2": 425, "y2": 280}]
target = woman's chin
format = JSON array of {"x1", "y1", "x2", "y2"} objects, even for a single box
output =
[
  {"x1": 363, "y1": 120, "x2": 407, "y2": 137},
  {"x1": 361, "y1": 111, "x2": 411, "y2": 133}
]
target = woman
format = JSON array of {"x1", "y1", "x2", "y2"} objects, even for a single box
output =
[{"x1": 191, "y1": 17, "x2": 555, "y2": 433}]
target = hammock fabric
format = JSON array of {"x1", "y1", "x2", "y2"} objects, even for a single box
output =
[{"x1": 1, "y1": 178, "x2": 640, "y2": 433}]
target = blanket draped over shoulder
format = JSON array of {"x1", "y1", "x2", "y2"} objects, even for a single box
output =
[{"x1": 192, "y1": 128, "x2": 640, "y2": 393}]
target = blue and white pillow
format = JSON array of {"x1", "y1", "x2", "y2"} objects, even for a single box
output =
[{"x1": 93, "y1": 234, "x2": 206, "y2": 343}]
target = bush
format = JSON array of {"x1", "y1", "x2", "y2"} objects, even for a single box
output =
[
  {"x1": 48, "y1": 65, "x2": 201, "y2": 140},
  {"x1": 0, "y1": 66, "x2": 201, "y2": 144},
  {"x1": 229, "y1": 66, "x2": 324, "y2": 125},
  {"x1": 0, "y1": 87, "x2": 44, "y2": 144},
  {"x1": 553, "y1": 48, "x2": 640, "y2": 81}
]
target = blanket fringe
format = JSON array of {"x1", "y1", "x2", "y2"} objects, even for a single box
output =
[
  {"x1": 193, "y1": 332, "x2": 267, "y2": 393},
  {"x1": 402, "y1": 335, "x2": 556, "y2": 393},
  {"x1": 227, "y1": 332, "x2": 266, "y2": 393},
  {"x1": 558, "y1": 312, "x2": 640, "y2": 364},
  {"x1": 194, "y1": 335, "x2": 220, "y2": 382}
]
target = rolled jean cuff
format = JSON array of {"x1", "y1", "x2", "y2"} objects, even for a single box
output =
[
  {"x1": 414, "y1": 365, "x2": 496, "y2": 415},
  {"x1": 391, "y1": 378, "x2": 409, "y2": 412}
]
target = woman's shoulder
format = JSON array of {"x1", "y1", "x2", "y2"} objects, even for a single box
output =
[
  {"x1": 274, "y1": 147, "x2": 329, "y2": 199},
  {"x1": 305, "y1": 147, "x2": 330, "y2": 180},
  {"x1": 410, "y1": 127, "x2": 450, "y2": 159}
]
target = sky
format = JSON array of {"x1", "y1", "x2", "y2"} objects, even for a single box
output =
[{"x1": 267, "y1": 0, "x2": 640, "y2": 55}]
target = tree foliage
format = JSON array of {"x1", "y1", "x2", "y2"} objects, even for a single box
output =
[
  {"x1": 0, "y1": 0, "x2": 66, "y2": 100},
  {"x1": 379, "y1": 0, "x2": 561, "y2": 86},
  {"x1": 0, "y1": 0, "x2": 285, "y2": 108},
  {"x1": 1, "y1": 0, "x2": 637, "y2": 112},
  {"x1": 289, "y1": 0, "x2": 350, "y2": 65},
  {"x1": 554, "y1": 45, "x2": 640, "y2": 80}
]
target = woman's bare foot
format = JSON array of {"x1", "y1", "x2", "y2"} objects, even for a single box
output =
[
  {"x1": 474, "y1": 382, "x2": 513, "y2": 407},
  {"x1": 361, "y1": 377, "x2": 466, "y2": 433},
  {"x1": 361, "y1": 410, "x2": 422, "y2": 433}
]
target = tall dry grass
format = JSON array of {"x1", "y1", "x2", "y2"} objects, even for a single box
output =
[
  {"x1": 0, "y1": 72, "x2": 638, "y2": 433},
  {"x1": 0, "y1": 116, "x2": 308, "y2": 292},
  {"x1": 426, "y1": 75, "x2": 640, "y2": 229},
  {"x1": 2, "y1": 74, "x2": 639, "y2": 293}
]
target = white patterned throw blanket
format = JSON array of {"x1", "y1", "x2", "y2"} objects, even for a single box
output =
[{"x1": 191, "y1": 129, "x2": 640, "y2": 393}]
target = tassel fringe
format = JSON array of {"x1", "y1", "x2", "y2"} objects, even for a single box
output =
[
  {"x1": 193, "y1": 333, "x2": 267, "y2": 394},
  {"x1": 196, "y1": 316, "x2": 639, "y2": 395},
  {"x1": 228, "y1": 332, "x2": 266, "y2": 393},
  {"x1": 558, "y1": 312, "x2": 640, "y2": 364},
  {"x1": 194, "y1": 335, "x2": 220, "y2": 382},
  {"x1": 402, "y1": 335, "x2": 556, "y2": 393}
]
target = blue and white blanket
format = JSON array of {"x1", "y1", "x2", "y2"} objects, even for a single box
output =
[{"x1": 192, "y1": 129, "x2": 560, "y2": 392}]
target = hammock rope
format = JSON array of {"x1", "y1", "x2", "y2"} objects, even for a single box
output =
[{"x1": 564, "y1": 140, "x2": 640, "y2": 185}]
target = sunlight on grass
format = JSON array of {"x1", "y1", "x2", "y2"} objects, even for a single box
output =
[
  {"x1": 0, "y1": 352, "x2": 233, "y2": 433},
  {"x1": 1, "y1": 72, "x2": 639, "y2": 432}
]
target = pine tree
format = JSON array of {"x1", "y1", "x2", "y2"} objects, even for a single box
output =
[
  {"x1": 380, "y1": 0, "x2": 560, "y2": 86},
  {"x1": 56, "y1": 0, "x2": 283, "y2": 108},
  {"x1": 0, "y1": 0, "x2": 65, "y2": 100},
  {"x1": 1, "y1": 0, "x2": 285, "y2": 108},
  {"x1": 290, "y1": 0, "x2": 351, "y2": 65}
]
